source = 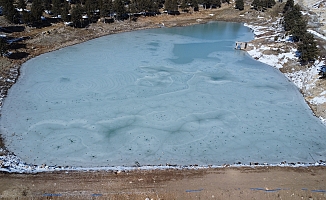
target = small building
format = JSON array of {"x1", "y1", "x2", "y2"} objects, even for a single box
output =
[{"x1": 235, "y1": 41, "x2": 248, "y2": 50}]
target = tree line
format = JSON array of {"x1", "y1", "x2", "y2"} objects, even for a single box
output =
[
  {"x1": 283, "y1": 0, "x2": 318, "y2": 64},
  {"x1": 0, "y1": 0, "x2": 234, "y2": 26}
]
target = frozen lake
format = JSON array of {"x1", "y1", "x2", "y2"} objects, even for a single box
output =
[{"x1": 1, "y1": 22, "x2": 326, "y2": 167}]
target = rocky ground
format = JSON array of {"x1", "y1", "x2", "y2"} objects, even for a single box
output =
[{"x1": 1, "y1": 2, "x2": 326, "y2": 199}]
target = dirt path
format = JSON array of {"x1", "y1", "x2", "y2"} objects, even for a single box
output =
[{"x1": 1, "y1": 166, "x2": 326, "y2": 199}]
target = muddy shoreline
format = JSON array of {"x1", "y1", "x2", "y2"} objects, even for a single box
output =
[{"x1": 1, "y1": 166, "x2": 326, "y2": 199}]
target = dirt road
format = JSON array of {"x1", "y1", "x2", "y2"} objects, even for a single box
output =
[{"x1": 1, "y1": 166, "x2": 326, "y2": 199}]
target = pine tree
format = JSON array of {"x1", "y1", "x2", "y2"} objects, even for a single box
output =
[
  {"x1": 164, "y1": 0, "x2": 172, "y2": 10},
  {"x1": 266, "y1": 0, "x2": 275, "y2": 8},
  {"x1": 31, "y1": 0, "x2": 44, "y2": 22},
  {"x1": 283, "y1": 4, "x2": 307, "y2": 42},
  {"x1": 191, "y1": 0, "x2": 199, "y2": 11},
  {"x1": 21, "y1": 10, "x2": 32, "y2": 24},
  {"x1": 235, "y1": 0, "x2": 244, "y2": 10},
  {"x1": 1, "y1": 0, "x2": 18, "y2": 23},
  {"x1": 52, "y1": 0, "x2": 62, "y2": 17},
  {"x1": 212, "y1": 0, "x2": 221, "y2": 8},
  {"x1": 283, "y1": 4, "x2": 301, "y2": 31},
  {"x1": 171, "y1": 0, "x2": 178, "y2": 10},
  {"x1": 71, "y1": 3, "x2": 83, "y2": 26},
  {"x1": 298, "y1": 32, "x2": 319, "y2": 63},
  {"x1": 283, "y1": 0, "x2": 293, "y2": 13},
  {"x1": 0, "y1": 37, "x2": 8, "y2": 56},
  {"x1": 61, "y1": 0, "x2": 70, "y2": 21},
  {"x1": 17, "y1": 0, "x2": 27, "y2": 9},
  {"x1": 291, "y1": 16, "x2": 307, "y2": 42},
  {"x1": 43, "y1": 0, "x2": 52, "y2": 11},
  {"x1": 85, "y1": 0, "x2": 98, "y2": 17},
  {"x1": 180, "y1": 0, "x2": 188, "y2": 11},
  {"x1": 100, "y1": 0, "x2": 113, "y2": 17},
  {"x1": 113, "y1": 0, "x2": 125, "y2": 19}
]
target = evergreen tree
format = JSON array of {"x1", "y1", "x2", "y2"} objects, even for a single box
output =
[
  {"x1": 283, "y1": 4, "x2": 301, "y2": 31},
  {"x1": 113, "y1": 0, "x2": 126, "y2": 19},
  {"x1": 52, "y1": 0, "x2": 62, "y2": 16},
  {"x1": 43, "y1": 0, "x2": 52, "y2": 11},
  {"x1": 164, "y1": 0, "x2": 172, "y2": 10},
  {"x1": 17, "y1": 0, "x2": 27, "y2": 9},
  {"x1": 85, "y1": 0, "x2": 98, "y2": 17},
  {"x1": 266, "y1": 0, "x2": 275, "y2": 8},
  {"x1": 212, "y1": 0, "x2": 221, "y2": 8},
  {"x1": 180, "y1": 0, "x2": 188, "y2": 11},
  {"x1": 283, "y1": 0, "x2": 293, "y2": 13},
  {"x1": 0, "y1": 37, "x2": 8, "y2": 56},
  {"x1": 100, "y1": 0, "x2": 112, "y2": 17},
  {"x1": 291, "y1": 16, "x2": 307, "y2": 42},
  {"x1": 171, "y1": 0, "x2": 178, "y2": 10},
  {"x1": 235, "y1": 0, "x2": 244, "y2": 10},
  {"x1": 191, "y1": 0, "x2": 199, "y2": 11},
  {"x1": 298, "y1": 32, "x2": 318, "y2": 63},
  {"x1": 21, "y1": 10, "x2": 32, "y2": 24},
  {"x1": 283, "y1": 4, "x2": 306, "y2": 41},
  {"x1": 202, "y1": 0, "x2": 212, "y2": 9},
  {"x1": 71, "y1": 3, "x2": 83, "y2": 26},
  {"x1": 61, "y1": 0, "x2": 70, "y2": 21},
  {"x1": 165, "y1": 0, "x2": 178, "y2": 11},
  {"x1": 1, "y1": 0, "x2": 18, "y2": 23},
  {"x1": 31, "y1": 0, "x2": 44, "y2": 22},
  {"x1": 145, "y1": 0, "x2": 159, "y2": 12},
  {"x1": 251, "y1": 0, "x2": 262, "y2": 11}
]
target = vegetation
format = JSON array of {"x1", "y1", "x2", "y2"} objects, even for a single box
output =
[
  {"x1": 283, "y1": 0, "x2": 293, "y2": 13},
  {"x1": 297, "y1": 32, "x2": 319, "y2": 63},
  {"x1": 164, "y1": 0, "x2": 178, "y2": 11},
  {"x1": 17, "y1": 0, "x2": 27, "y2": 10},
  {"x1": 71, "y1": 3, "x2": 84, "y2": 27},
  {"x1": 0, "y1": 0, "x2": 18, "y2": 23},
  {"x1": 113, "y1": 0, "x2": 126, "y2": 19},
  {"x1": 52, "y1": 0, "x2": 62, "y2": 17},
  {"x1": 282, "y1": 2, "x2": 319, "y2": 63},
  {"x1": 235, "y1": 0, "x2": 244, "y2": 10},
  {"x1": 0, "y1": 37, "x2": 8, "y2": 56},
  {"x1": 30, "y1": 0, "x2": 44, "y2": 22},
  {"x1": 251, "y1": 0, "x2": 275, "y2": 11}
]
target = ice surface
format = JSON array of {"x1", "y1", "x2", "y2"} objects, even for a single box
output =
[{"x1": 1, "y1": 22, "x2": 326, "y2": 167}]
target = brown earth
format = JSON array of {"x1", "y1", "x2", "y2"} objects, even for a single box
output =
[
  {"x1": 1, "y1": 2, "x2": 326, "y2": 200},
  {"x1": 1, "y1": 166, "x2": 326, "y2": 199}
]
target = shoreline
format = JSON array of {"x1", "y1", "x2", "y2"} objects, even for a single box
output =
[
  {"x1": 1, "y1": 3, "x2": 326, "y2": 172},
  {"x1": 1, "y1": 165, "x2": 326, "y2": 199}
]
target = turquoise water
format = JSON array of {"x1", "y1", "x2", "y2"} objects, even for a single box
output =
[{"x1": 1, "y1": 22, "x2": 326, "y2": 167}]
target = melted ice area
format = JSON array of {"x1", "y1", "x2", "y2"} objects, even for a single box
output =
[{"x1": 1, "y1": 22, "x2": 326, "y2": 167}]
